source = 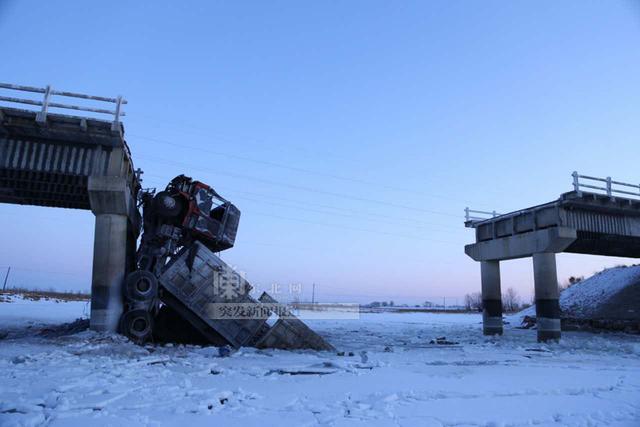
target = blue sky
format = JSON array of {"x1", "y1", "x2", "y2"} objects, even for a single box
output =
[{"x1": 1, "y1": 1, "x2": 639, "y2": 304}]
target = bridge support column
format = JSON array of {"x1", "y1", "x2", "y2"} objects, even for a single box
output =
[
  {"x1": 88, "y1": 171, "x2": 138, "y2": 333},
  {"x1": 533, "y1": 252, "x2": 561, "y2": 342},
  {"x1": 90, "y1": 213, "x2": 127, "y2": 332},
  {"x1": 481, "y1": 260, "x2": 503, "y2": 335}
]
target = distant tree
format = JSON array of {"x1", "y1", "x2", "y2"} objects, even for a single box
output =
[
  {"x1": 502, "y1": 287, "x2": 520, "y2": 312},
  {"x1": 381, "y1": 301, "x2": 388, "y2": 307},
  {"x1": 369, "y1": 301, "x2": 381, "y2": 308},
  {"x1": 464, "y1": 292, "x2": 483, "y2": 311},
  {"x1": 464, "y1": 294, "x2": 472, "y2": 310},
  {"x1": 291, "y1": 293, "x2": 300, "y2": 306},
  {"x1": 568, "y1": 276, "x2": 583, "y2": 285},
  {"x1": 560, "y1": 275, "x2": 584, "y2": 292},
  {"x1": 389, "y1": 300, "x2": 394, "y2": 307}
]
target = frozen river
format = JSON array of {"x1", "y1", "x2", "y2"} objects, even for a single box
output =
[{"x1": 1, "y1": 296, "x2": 639, "y2": 426}]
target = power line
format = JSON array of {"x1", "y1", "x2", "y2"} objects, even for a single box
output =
[
  {"x1": 129, "y1": 113, "x2": 355, "y2": 162},
  {"x1": 142, "y1": 175, "x2": 463, "y2": 233},
  {"x1": 127, "y1": 112, "x2": 509, "y2": 202},
  {"x1": 130, "y1": 133, "x2": 483, "y2": 206},
  {"x1": 229, "y1": 194, "x2": 459, "y2": 234},
  {"x1": 144, "y1": 172, "x2": 461, "y2": 230},
  {"x1": 141, "y1": 177, "x2": 461, "y2": 244},
  {"x1": 141, "y1": 176, "x2": 465, "y2": 243},
  {"x1": 136, "y1": 154, "x2": 462, "y2": 218},
  {"x1": 245, "y1": 211, "x2": 459, "y2": 245}
]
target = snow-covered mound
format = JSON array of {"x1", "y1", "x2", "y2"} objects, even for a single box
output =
[{"x1": 518, "y1": 265, "x2": 640, "y2": 321}]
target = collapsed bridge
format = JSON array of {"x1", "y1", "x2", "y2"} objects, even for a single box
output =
[
  {"x1": 464, "y1": 172, "x2": 640, "y2": 342},
  {"x1": 0, "y1": 82, "x2": 333, "y2": 351},
  {"x1": 0, "y1": 83, "x2": 139, "y2": 332}
]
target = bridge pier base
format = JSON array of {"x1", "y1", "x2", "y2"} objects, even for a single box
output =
[
  {"x1": 533, "y1": 252, "x2": 561, "y2": 342},
  {"x1": 90, "y1": 213, "x2": 127, "y2": 332},
  {"x1": 481, "y1": 260, "x2": 503, "y2": 335}
]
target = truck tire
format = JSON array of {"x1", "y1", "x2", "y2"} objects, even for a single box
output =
[
  {"x1": 124, "y1": 270, "x2": 158, "y2": 303},
  {"x1": 121, "y1": 309, "x2": 153, "y2": 343},
  {"x1": 153, "y1": 191, "x2": 184, "y2": 218}
]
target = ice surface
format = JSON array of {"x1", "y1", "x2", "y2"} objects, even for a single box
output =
[{"x1": 1, "y1": 295, "x2": 639, "y2": 426}]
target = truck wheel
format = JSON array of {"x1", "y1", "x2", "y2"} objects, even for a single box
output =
[
  {"x1": 124, "y1": 270, "x2": 157, "y2": 302},
  {"x1": 121, "y1": 309, "x2": 153, "y2": 343},
  {"x1": 153, "y1": 191, "x2": 184, "y2": 218}
]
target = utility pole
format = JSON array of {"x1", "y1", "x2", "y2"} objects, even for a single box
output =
[
  {"x1": 312, "y1": 283, "x2": 316, "y2": 304},
  {"x1": 2, "y1": 267, "x2": 10, "y2": 291}
]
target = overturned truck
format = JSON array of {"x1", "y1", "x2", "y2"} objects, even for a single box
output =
[{"x1": 119, "y1": 175, "x2": 333, "y2": 351}]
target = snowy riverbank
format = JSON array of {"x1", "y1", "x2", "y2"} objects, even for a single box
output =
[{"x1": 518, "y1": 265, "x2": 640, "y2": 325}]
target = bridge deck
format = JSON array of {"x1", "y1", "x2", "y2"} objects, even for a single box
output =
[
  {"x1": 465, "y1": 191, "x2": 640, "y2": 260},
  {"x1": 0, "y1": 107, "x2": 139, "y2": 211},
  {"x1": 1, "y1": 82, "x2": 141, "y2": 333}
]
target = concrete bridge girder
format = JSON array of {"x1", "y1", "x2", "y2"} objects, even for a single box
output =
[{"x1": 464, "y1": 226, "x2": 578, "y2": 262}]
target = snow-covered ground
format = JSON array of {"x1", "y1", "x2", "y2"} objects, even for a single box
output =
[
  {"x1": 0, "y1": 294, "x2": 90, "y2": 328},
  {"x1": 1, "y1": 296, "x2": 639, "y2": 427},
  {"x1": 518, "y1": 265, "x2": 640, "y2": 320}
]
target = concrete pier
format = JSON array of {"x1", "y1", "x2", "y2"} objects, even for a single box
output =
[
  {"x1": 90, "y1": 214, "x2": 128, "y2": 331},
  {"x1": 88, "y1": 169, "x2": 139, "y2": 332},
  {"x1": 533, "y1": 252, "x2": 561, "y2": 342},
  {"x1": 480, "y1": 260, "x2": 503, "y2": 335}
]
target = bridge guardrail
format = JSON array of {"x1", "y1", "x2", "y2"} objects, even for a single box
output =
[
  {"x1": 464, "y1": 208, "x2": 502, "y2": 223},
  {"x1": 464, "y1": 172, "x2": 640, "y2": 227},
  {"x1": 0, "y1": 82, "x2": 126, "y2": 131},
  {"x1": 572, "y1": 171, "x2": 640, "y2": 200}
]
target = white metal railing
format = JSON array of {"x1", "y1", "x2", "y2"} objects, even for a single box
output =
[
  {"x1": 0, "y1": 82, "x2": 127, "y2": 131},
  {"x1": 464, "y1": 171, "x2": 640, "y2": 226},
  {"x1": 464, "y1": 207, "x2": 501, "y2": 222},
  {"x1": 572, "y1": 171, "x2": 640, "y2": 199}
]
